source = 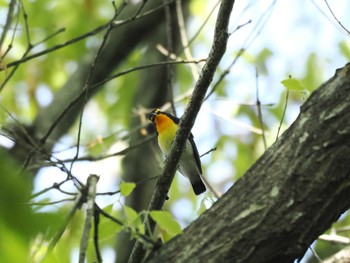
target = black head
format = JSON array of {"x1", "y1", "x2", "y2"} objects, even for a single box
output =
[{"x1": 148, "y1": 108, "x2": 161, "y2": 123}]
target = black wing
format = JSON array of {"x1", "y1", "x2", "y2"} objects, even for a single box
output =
[
  {"x1": 163, "y1": 111, "x2": 180, "y2": 124},
  {"x1": 188, "y1": 133, "x2": 202, "y2": 174},
  {"x1": 161, "y1": 111, "x2": 201, "y2": 172}
]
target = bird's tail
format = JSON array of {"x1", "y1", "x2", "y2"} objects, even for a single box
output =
[{"x1": 191, "y1": 180, "x2": 206, "y2": 195}]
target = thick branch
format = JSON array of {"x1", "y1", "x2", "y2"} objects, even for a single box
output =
[{"x1": 145, "y1": 64, "x2": 350, "y2": 263}]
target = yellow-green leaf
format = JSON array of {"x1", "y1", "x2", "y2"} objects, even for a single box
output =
[
  {"x1": 281, "y1": 77, "x2": 305, "y2": 91},
  {"x1": 123, "y1": 206, "x2": 144, "y2": 235},
  {"x1": 120, "y1": 181, "x2": 136, "y2": 197},
  {"x1": 150, "y1": 211, "x2": 182, "y2": 239}
]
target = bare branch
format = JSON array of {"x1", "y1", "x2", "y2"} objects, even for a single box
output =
[
  {"x1": 128, "y1": 0, "x2": 235, "y2": 262},
  {"x1": 79, "y1": 175, "x2": 99, "y2": 263}
]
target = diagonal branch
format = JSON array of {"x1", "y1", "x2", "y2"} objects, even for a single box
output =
[{"x1": 127, "y1": 0, "x2": 236, "y2": 262}]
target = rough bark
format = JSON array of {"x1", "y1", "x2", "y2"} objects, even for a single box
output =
[{"x1": 144, "y1": 64, "x2": 350, "y2": 263}]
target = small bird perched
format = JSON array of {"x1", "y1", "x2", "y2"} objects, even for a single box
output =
[{"x1": 149, "y1": 109, "x2": 206, "y2": 195}]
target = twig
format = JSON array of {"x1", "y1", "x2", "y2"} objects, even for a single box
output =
[
  {"x1": 204, "y1": 48, "x2": 245, "y2": 100},
  {"x1": 91, "y1": 59, "x2": 206, "y2": 92},
  {"x1": 97, "y1": 205, "x2": 156, "y2": 247},
  {"x1": 24, "y1": 198, "x2": 76, "y2": 206},
  {"x1": 309, "y1": 246, "x2": 322, "y2": 262},
  {"x1": 255, "y1": 68, "x2": 267, "y2": 150},
  {"x1": 319, "y1": 233, "x2": 350, "y2": 244},
  {"x1": 203, "y1": 20, "x2": 251, "y2": 101},
  {"x1": 60, "y1": 135, "x2": 154, "y2": 163},
  {"x1": 205, "y1": 0, "x2": 277, "y2": 101},
  {"x1": 276, "y1": 90, "x2": 289, "y2": 140},
  {"x1": 96, "y1": 175, "x2": 159, "y2": 196},
  {"x1": 79, "y1": 174, "x2": 99, "y2": 263},
  {"x1": 199, "y1": 147, "x2": 222, "y2": 198},
  {"x1": 39, "y1": 59, "x2": 205, "y2": 151},
  {"x1": 30, "y1": 176, "x2": 79, "y2": 199},
  {"x1": 70, "y1": 1, "x2": 123, "y2": 174},
  {"x1": 176, "y1": 0, "x2": 199, "y2": 80},
  {"x1": 200, "y1": 147, "x2": 217, "y2": 158},
  {"x1": 163, "y1": 0, "x2": 176, "y2": 115},
  {"x1": 0, "y1": 0, "x2": 20, "y2": 59},
  {"x1": 0, "y1": 0, "x2": 16, "y2": 51},
  {"x1": 93, "y1": 207, "x2": 102, "y2": 263},
  {"x1": 133, "y1": 0, "x2": 149, "y2": 18},
  {"x1": 324, "y1": 0, "x2": 350, "y2": 35},
  {"x1": 185, "y1": 0, "x2": 221, "y2": 51},
  {"x1": 47, "y1": 192, "x2": 84, "y2": 252},
  {"x1": 1, "y1": 0, "x2": 176, "y2": 72}
]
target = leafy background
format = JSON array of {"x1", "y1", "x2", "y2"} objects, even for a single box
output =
[{"x1": 0, "y1": 0, "x2": 349, "y2": 262}]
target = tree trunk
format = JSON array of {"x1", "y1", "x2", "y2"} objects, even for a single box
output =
[{"x1": 144, "y1": 63, "x2": 350, "y2": 263}]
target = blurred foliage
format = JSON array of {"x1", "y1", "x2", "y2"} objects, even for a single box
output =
[
  {"x1": 0, "y1": 0, "x2": 349, "y2": 262},
  {"x1": 150, "y1": 210, "x2": 182, "y2": 241}
]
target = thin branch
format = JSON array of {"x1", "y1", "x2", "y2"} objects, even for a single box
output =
[
  {"x1": 205, "y1": 0, "x2": 277, "y2": 101},
  {"x1": 176, "y1": 0, "x2": 199, "y2": 80},
  {"x1": 128, "y1": 0, "x2": 235, "y2": 262},
  {"x1": 185, "y1": 0, "x2": 221, "y2": 51},
  {"x1": 324, "y1": 0, "x2": 350, "y2": 35},
  {"x1": 204, "y1": 48, "x2": 245, "y2": 100},
  {"x1": 319, "y1": 233, "x2": 350, "y2": 245},
  {"x1": 255, "y1": 68, "x2": 267, "y2": 150},
  {"x1": 96, "y1": 175, "x2": 159, "y2": 196},
  {"x1": 0, "y1": 0, "x2": 16, "y2": 50},
  {"x1": 200, "y1": 147, "x2": 217, "y2": 158},
  {"x1": 69, "y1": 1, "x2": 120, "y2": 174},
  {"x1": 96, "y1": 205, "x2": 156, "y2": 247},
  {"x1": 133, "y1": 0, "x2": 149, "y2": 18},
  {"x1": 203, "y1": 20, "x2": 251, "y2": 100},
  {"x1": 200, "y1": 147, "x2": 221, "y2": 198},
  {"x1": 163, "y1": 0, "x2": 176, "y2": 115},
  {"x1": 58, "y1": 135, "x2": 154, "y2": 163},
  {"x1": 2, "y1": 22, "x2": 108, "y2": 70},
  {"x1": 20, "y1": 0, "x2": 32, "y2": 48},
  {"x1": 25, "y1": 198, "x2": 76, "y2": 206},
  {"x1": 1, "y1": 0, "x2": 20, "y2": 59},
  {"x1": 91, "y1": 59, "x2": 206, "y2": 92},
  {"x1": 79, "y1": 175, "x2": 99, "y2": 263},
  {"x1": 39, "y1": 59, "x2": 205, "y2": 150},
  {"x1": 47, "y1": 192, "x2": 84, "y2": 252},
  {"x1": 276, "y1": 90, "x2": 289, "y2": 140},
  {"x1": 309, "y1": 246, "x2": 322, "y2": 262},
  {"x1": 1, "y1": 0, "x2": 176, "y2": 72},
  {"x1": 93, "y1": 207, "x2": 102, "y2": 263}
]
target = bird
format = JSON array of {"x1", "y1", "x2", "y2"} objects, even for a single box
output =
[{"x1": 149, "y1": 109, "x2": 206, "y2": 195}]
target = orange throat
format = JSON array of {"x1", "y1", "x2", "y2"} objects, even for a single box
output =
[
  {"x1": 154, "y1": 114, "x2": 178, "y2": 154},
  {"x1": 155, "y1": 114, "x2": 176, "y2": 134}
]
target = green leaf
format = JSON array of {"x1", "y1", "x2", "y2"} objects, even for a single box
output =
[
  {"x1": 124, "y1": 206, "x2": 139, "y2": 222},
  {"x1": 97, "y1": 204, "x2": 122, "y2": 242},
  {"x1": 123, "y1": 206, "x2": 144, "y2": 235},
  {"x1": 120, "y1": 181, "x2": 136, "y2": 197},
  {"x1": 281, "y1": 77, "x2": 305, "y2": 91},
  {"x1": 338, "y1": 41, "x2": 350, "y2": 60},
  {"x1": 150, "y1": 211, "x2": 182, "y2": 239}
]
